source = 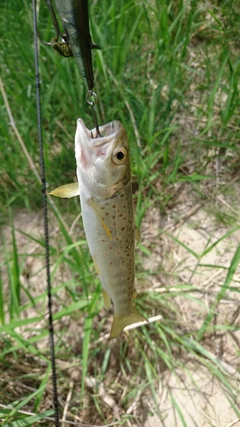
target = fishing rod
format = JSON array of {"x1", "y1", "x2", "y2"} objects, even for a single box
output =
[
  {"x1": 33, "y1": 1, "x2": 60, "y2": 426},
  {"x1": 39, "y1": 0, "x2": 101, "y2": 136},
  {"x1": 33, "y1": 2, "x2": 101, "y2": 423}
]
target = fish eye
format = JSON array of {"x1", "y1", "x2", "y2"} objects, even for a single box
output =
[
  {"x1": 112, "y1": 147, "x2": 127, "y2": 164},
  {"x1": 117, "y1": 151, "x2": 124, "y2": 160}
]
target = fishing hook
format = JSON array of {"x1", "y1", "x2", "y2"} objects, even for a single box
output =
[{"x1": 86, "y1": 91, "x2": 101, "y2": 138}]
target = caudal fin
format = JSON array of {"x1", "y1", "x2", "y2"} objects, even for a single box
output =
[{"x1": 110, "y1": 309, "x2": 148, "y2": 339}]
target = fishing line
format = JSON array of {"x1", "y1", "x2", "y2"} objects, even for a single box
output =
[{"x1": 32, "y1": 1, "x2": 60, "y2": 425}]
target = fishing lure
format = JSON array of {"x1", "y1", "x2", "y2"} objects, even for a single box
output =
[
  {"x1": 39, "y1": 0, "x2": 101, "y2": 134},
  {"x1": 54, "y1": 0, "x2": 100, "y2": 91}
]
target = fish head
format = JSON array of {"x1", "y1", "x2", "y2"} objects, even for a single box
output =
[{"x1": 75, "y1": 119, "x2": 131, "y2": 199}]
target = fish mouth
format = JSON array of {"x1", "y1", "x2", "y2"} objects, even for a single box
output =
[
  {"x1": 77, "y1": 119, "x2": 123, "y2": 146},
  {"x1": 75, "y1": 119, "x2": 125, "y2": 167}
]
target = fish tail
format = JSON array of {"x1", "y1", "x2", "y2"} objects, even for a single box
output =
[{"x1": 110, "y1": 309, "x2": 147, "y2": 339}]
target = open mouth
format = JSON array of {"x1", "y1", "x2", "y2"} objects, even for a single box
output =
[
  {"x1": 77, "y1": 119, "x2": 120, "y2": 147},
  {"x1": 75, "y1": 119, "x2": 121, "y2": 167}
]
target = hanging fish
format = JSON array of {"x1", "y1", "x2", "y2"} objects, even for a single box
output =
[{"x1": 50, "y1": 120, "x2": 148, "y2": 338}]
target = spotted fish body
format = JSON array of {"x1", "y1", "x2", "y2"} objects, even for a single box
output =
[{"x1": 50, "y1": 119, "x2": 147, "y2": 338}]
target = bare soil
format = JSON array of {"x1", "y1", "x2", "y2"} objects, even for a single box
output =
[{"x1": 140, "y1": 182, "x2": 240, "y2": 427}]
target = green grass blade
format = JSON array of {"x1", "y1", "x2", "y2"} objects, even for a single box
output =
[
  {"x1": 197, "y1": 244, "x2": 240, "y2": 340},
  {"x1": 0, "y1": 267, "x2": 4, "y2": 325},
  {"x1": 0, "y1": 409, "x2": 54, "y2": 427}
]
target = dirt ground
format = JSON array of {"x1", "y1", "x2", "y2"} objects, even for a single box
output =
[
  {"x1": 144, "y1": 363, "x2": 240, "y2": 427},
  {"x1": 140, "y1": 182, "x2": 240, "y2": 427}
]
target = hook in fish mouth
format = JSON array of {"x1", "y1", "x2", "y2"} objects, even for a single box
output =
[
  {"x1": 86, "y1": 91, "x2": 102, "y2": 138},
  {"x1": 91, "y1": 121, "x2": 115, "y2": 139},
  {"x1": 76, "y1": 119, "x2": 125, "y2": 148}
]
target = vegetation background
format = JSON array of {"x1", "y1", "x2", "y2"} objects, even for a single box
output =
[{"x1": 0, "y1": 0, "x2": 239, "y2": 426}]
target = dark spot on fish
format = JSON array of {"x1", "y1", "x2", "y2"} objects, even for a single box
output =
[
  {"x1": 106, "y1": 213, "x2": 109, "y2": 216},
  {"x1": 119, "y1": 214, "x2": 123, "y2": 217},
  {"x1": 121, "y1": 227, "x2": 125, "y2": 231},
  {"x1": 110, "y1": 262, "x2": 112, "y2": 265},
  {"x1": 113, "y1": 205, "x2": 116, "y2": 208},
  {"x1": 120, "y1": 194, "x2": 124, "y2": 198},
  {"x1": 109, "y1": 246, "x2": 112, "y2": 249},
  {"x1": 112, "y1": 216, "x2": 116, "y2": 219},
  {"x1": 102, "y1": 239, "x2": 105, "y2": 242},
  {"x1": 101, "y1": 207, "x2": 105, "y2": 210}
]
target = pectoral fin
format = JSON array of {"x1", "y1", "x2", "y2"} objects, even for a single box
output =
[
  {"x1": 88, "y1": 198, "x2": 112, "y2": 240},
  {"x1": 49, "y1": 183, "x2": 80, "y2": 198}
]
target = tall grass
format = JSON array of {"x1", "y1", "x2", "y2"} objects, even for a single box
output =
[{"x1": 0, "y1": 0, "x2": 240, "y2": 425}]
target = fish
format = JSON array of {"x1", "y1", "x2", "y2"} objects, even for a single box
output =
[
  {"x1": 54, "y1": 0, "x2": 100, "y2": 90},
  {"x1": 50, "y1": 119, "x2": 148, "y2": 338}
]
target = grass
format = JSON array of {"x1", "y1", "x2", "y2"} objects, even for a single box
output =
[{"x1": 0, "y1": 0, "x2": 240, "y2": 425}]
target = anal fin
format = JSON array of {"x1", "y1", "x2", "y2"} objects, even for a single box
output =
[
  {"x1": 93, "y1": 257, "x2": 100, "y2": 275},
  {"x1": 102, "y1": 289, "x2": 112, "y2": 310}
]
